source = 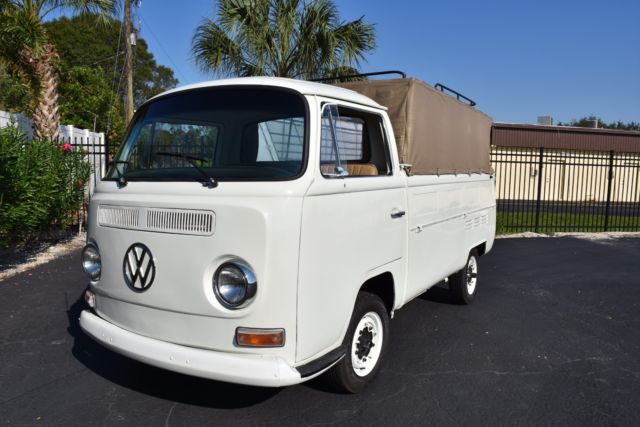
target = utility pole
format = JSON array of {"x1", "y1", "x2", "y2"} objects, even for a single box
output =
[{"x1": 124, "y1": 0, "x2": 135, "y2": 124}]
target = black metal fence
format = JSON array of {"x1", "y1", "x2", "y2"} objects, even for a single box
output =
[
  {"x1": 492, "y1": 146, "x2": 640, "y2": 233},
  {"x1": 68, "y1": 135, "x2": 108, "y2": 230}
]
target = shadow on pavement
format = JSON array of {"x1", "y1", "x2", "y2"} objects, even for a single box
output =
[
  {"x1": 65, "y1": 291, "x2": 282, "y2": 409},
  {"x1": 418, "y1": 282, "x2": 459, "y2": 305}
]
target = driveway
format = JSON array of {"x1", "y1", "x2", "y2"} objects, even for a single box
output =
[{"x1": 1, "y1": 237, "x2": 639, "y2": 426}]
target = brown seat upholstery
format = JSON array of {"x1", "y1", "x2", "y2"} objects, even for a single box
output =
[{"x1": 321, "y1": 163, "x2": 378, "y2": 176}]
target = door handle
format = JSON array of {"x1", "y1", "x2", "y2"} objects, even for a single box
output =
[{"x1": 390, "y1": 209, "x2": 406, "y2": 219}]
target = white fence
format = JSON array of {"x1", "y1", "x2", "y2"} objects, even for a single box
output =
[
  {"x1": 0, "y1": 110, "x2": 107, "y2": 193},
  {"x1": 0, "y1": 110, "x2": 33, "y2": 139}
]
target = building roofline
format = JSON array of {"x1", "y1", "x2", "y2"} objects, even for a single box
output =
[
  {"x1": 491, "y1": 122, "x2": 640, "y2": 153},
  {"x1": 493, "y1": 122, "x2": 640, "y2": 137}
]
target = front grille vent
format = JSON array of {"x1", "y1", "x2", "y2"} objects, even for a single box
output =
[
  {"x1": 98, "y1": 206, "x2": 140, "y2": 228},
  {"x1": 98, "y1": 205, "x2": 215, "y2": 236},
  {"x1": 146, "y1": 209, "x2": 214, "y2": 236}
]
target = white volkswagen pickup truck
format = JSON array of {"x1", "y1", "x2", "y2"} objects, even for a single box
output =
[{"x1": 79, "y1": 74, "x2": 495, "y2": 393}]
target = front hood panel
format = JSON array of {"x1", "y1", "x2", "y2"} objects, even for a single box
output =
[
  {"x1": 87, "y1": 185, "x2": 302, "y2": 322},
  {"x1": 90, "y1": 200, "x2": 264, "y2": 318}
]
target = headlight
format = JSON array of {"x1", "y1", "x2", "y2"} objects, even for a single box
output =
[
  {"x1": 213, "y1": 262, "x2": 257, "y2": 309},
  {"x1": 81, "y1": 243, "x2": 101, "y2": 281}
]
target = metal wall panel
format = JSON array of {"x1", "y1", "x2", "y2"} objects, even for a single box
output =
[{"x1": 492, "y1": 123, "x2": 640, "y2": 153}]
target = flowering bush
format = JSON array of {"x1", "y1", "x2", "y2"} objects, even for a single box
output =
[{"x1": 0, "y1": 126, "x2": 91, "y2": 247}]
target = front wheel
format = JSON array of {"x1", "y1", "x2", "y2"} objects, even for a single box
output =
[
  {"x1": 326, "y1": 292, "x2": 389, "y2": 393},
  {"x1": 449, "y1": 250, "x2": 479, "y2": 305}
]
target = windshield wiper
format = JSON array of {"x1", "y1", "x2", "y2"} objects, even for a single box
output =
[
  {"x1": 155, "y1": 151, "x2": 218, "y2": 189},
  {"x1": 112, "y1": 160, "x2": 129, "y2": 188}
]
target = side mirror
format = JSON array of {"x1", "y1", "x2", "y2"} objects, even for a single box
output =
[{"x1": 400, "y1": 163, "x2": 413, "y2": 176}]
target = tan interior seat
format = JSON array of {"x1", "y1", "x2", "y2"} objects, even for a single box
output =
[{"x1": 321, "y1": 163, "x2": 378, "y2": 176}]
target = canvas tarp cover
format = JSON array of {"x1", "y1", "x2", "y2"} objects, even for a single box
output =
[{"x1": 337, "y1": 78, "x2": 492, "y2": 175}]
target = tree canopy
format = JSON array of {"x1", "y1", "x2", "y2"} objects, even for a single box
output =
[
  {"x1": 45, "y1": 14, "x2": 178, "y2": 109},
  {"x1": 0, "y1": 12, "x2": 178, "y2": 143},
  {"x1": 558, "y1": 116, "x2": 640, "y2": 131},
  {"x1": 0, "y1": 61, "x2": 29, "y2": 113},
  {"x1": 0, "y1": 0, "x2": 116, "y2": 139},
  {"x1": 192, "y1": 0, "x2": 376, "y2": 79}
]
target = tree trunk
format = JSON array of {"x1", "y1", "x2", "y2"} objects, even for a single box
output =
[{"x1": 19, "y1": 44, "x2": 61, "y2": 141}]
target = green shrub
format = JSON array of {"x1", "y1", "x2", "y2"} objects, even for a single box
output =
[{"x1": 0, "y1": 126, "x2": 90, "y2": 247}]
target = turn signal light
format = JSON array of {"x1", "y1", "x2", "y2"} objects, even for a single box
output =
[
  {"x1": 84, "y1": 289, "x2": 96, "y2": 308},
  {"x1": 236, "y1": 328, "x2": 285, "y2": 347}
]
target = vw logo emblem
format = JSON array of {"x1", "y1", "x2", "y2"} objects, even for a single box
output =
[{"x1": 123, "y1": 243, "x2": 156, "y2": 292}]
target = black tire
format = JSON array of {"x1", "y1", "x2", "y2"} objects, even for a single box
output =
[
  {"x1": 449, "y1": 250, "x2": 479, "y2": 305},
  {"x1": 325, "y1": 292, "x2": 390, "y2": 393}
]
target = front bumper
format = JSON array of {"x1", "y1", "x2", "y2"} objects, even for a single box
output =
[{"x1": 79, "y1": 310, "x2": 302, "y2": 387}]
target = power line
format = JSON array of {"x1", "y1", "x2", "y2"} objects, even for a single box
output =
[
  {"x1": 86, "y1": 51, "x2": 125, "y2": 67},
  {"x1": 106, "y1": 16, "x2": 126, "y2": 137},
  {"x1": 137, "y1": 12, "x2": 187, "y2": 82}
]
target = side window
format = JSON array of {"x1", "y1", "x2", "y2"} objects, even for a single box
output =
[
  {"x1": 320, "y1": 104, "x2": 392, "y2": 178},
  {"x1": 320, "y1": 116, "x2": 365, "y2": 162}
]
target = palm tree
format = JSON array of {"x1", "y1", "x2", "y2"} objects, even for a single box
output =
[
  {"x1": 0, "y1": 0, "x2": 115, "y2": 140},
  {"x1": 192, "y1": 0, "x2": 376, "y2": 80}
]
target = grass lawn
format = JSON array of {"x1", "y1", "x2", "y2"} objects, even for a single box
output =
[{"x1": 496, "y1": 211, "x2": 640, "y2": 235}]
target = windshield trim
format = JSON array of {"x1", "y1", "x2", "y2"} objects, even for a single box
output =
[{"x1": 104, "y1": 85, "x2": 310, "y2": 183}]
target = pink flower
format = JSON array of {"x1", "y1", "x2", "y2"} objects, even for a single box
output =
[{"x1": 61, "y1": 143, "x2": 73, "y2": 152}]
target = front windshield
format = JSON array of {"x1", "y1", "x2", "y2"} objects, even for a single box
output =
[{"x1": 106, "y1": 86, "x2": 307, "y2": 182}]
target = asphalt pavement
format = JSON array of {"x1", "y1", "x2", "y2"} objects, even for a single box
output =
[{"x1": 1, "y1": 237, "x2": 639, "y2": 426}]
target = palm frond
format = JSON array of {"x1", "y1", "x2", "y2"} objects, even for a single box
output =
[
  {"x1": 192, "y1": 18, "x2": 247, "y2": 77},
  {"x1": 41, "y1": 0, "x2": 116, "y2": 22},
  {"x1": 0, "y1": 6, "x2": 48, "y2": 56},
  {"x1": 269, "y1": 0, "x2": 297, "y2": 75},
  {"x1": 191, "y1": 0, "x2": 376, "y2": 79},
  {"x1": 0, "y1": 0, "x2": 11, "y2": 14},
  {"x1": 333, "y1": 17, "x2": 375, "y2": 66}
]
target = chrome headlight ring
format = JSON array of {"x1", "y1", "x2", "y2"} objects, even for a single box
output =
[
  {"x1": 81, "y1": 242, "x2": 101, "y2": 281},
  {"x1": 212, "y1": 261, "x2": 257, "y2": 309}
]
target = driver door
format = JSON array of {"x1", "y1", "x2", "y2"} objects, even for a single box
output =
[{"x1": 296, "y1": 101, "x2": 407, "y2": 363}]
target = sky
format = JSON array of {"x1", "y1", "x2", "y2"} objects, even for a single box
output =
[{"x1": 131, "y1": 0, "x2": 639, "y2": 125}]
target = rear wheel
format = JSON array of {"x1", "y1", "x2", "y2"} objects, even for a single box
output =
[
  {"x1": 326, "y1": 292, "x2": 389, "y2": 393},
  {"x1": 449, "y1": 250, "x2": 479, "y2": 305}
]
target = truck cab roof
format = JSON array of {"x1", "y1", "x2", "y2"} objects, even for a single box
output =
[{"x1": 151, "y1": 76, "x2": 385, "y2": 110}]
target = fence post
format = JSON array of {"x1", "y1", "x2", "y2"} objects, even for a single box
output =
[
  {"x1": 65, "y1": 124, "x2": 74, "y2": 140},
  {"x1": 98, "y1": 132, "x2": 106, "y2": 180},
  {"x1": 534, "y1": 147, "x2": 544, "y2": 233},
  {"x1": 83, "y1": 129, "x2": 91, "y2": 157},
  {"x1": 604, "y1": 150, "x2": 614, "y2": 231}
]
